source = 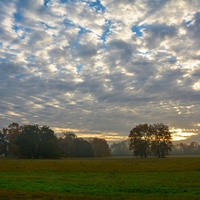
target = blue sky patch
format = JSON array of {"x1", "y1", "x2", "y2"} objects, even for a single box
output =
[
  {"x1": 60, "y1": 0, "x2": 71, "y2": 3},
  {"x1": 100, "y1": 19, "x2": 111, "y2": 42},
  {"x1": 44, "y1": 0, "x2": 51, "y2": 7},
  {"x1": 185, "y1": 20, "x2": 193, "y2": 27},
  {"x1": 131, "y1": 25, "x2": 143, "y2": 37},
  {"x1": 76, "y1": 65, "x2": 83, "y2": 73},
  {"x1": 64, "y1": 18, "x2": 76, "y2": 28},
  {"x1": 78, "y1": 26, "x2": 91, "y2": 35},
  {"x1": 40, "y1": 21, "x2": 55, "y2": 30},
  {"x1": 14, "y1": 12, "x2": 24, "y2": 22},
  {"x1": 87, "y1": 0, "x2": 105, "y2": 13}
]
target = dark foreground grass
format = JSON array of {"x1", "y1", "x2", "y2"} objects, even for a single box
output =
[{"x1": 0, "y1": 157, "x2": 200, "y2": 199}]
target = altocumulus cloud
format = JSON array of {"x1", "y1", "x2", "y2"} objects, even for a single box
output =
[{"x1": 0, "y1": 0, "x2": 200, "y2": 142}]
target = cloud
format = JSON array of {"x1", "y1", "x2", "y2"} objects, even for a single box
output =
[
  {"x1": 142, "y1": 23, "x2": 177, "y2": 49},
  {"x1": 184, "y1": 12, "x2": 200, "y2": 49},
  {"x1": 0, "y1": 0, "x2": 200, "y2": 143}
]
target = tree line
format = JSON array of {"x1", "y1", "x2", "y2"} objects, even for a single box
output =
[
  {"x1": 112, "y1": 123, "x2": 200, "y2": 157},
  {"x1": 111, "y1": 140, "x2": 200, "y2": 157},
  {"x1": 1, "y1": 122, "x2": 198, "y2": 159},
  {"x1": 0, "y1": 123, "x2": 111, "y2": 159},
  {"x1": 171, "y1": 142, "x2": 200, "y2": 155}
]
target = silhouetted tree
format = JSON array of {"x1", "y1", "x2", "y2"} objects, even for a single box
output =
[
  {"x1": 89, "y1": 138, "x2": 111, "y2": 157},
  {"x1": 15, "y1": 124, "x2": 40, "y2": 158},
  {"x1": 189, "y1": 142, "x2": 199, "y2": 154},
  {"x1": 39, "y1": 125, "x2": 60, "y2": 158},
  {"x1": 73, "y1": 138, "x2": 94, "y2": 157},
  {"x1": 0, "y1": 129, "x2": 8, "y2": 157},
  {"x1": 150, "y1": 123, "x2": 172, "y2": 158},
  {"x1": 58, "y1": 132, "x2": 77, "y2": 157},
  {"x1": 171, "y1": 142, "x2": 200, "y2": 155},
  {"x1": 129, "y1": 123, "x2": 172, "y2": 158},
  {"x1": 0, "y1": 123, "x2": 22, "y2": 157},
  {"x1": 111, "y1": 140, "x2": 132, "y2": 156},
  {"x1": 129, "y1": 124, "x2": 151, "y2": 158},
  {"x1": 15, "y1": 124, "x2": 59, "y2": 159},
  {"x1": 58, "y1": 132, "x2": 94, "y2": 157}
]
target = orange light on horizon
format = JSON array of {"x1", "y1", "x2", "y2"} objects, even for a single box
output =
[{"x1": 170, "y1": 128, "x2": 198, "y2": 141}]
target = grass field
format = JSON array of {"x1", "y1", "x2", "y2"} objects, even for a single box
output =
[{"x1": 0, "y1": 156, "x2": 200, "y2": 199}]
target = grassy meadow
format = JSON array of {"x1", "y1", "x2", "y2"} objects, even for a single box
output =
[{"x1": 0, "y1": 157, "x2": 200, "y2": 199}]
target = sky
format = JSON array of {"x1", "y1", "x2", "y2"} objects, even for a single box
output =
[{"x1": 0, "y1": 0, "x2": 200, "y2": 143}]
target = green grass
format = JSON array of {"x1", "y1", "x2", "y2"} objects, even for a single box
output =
[{"x1": 0, "y1": 157, "x2": 200, "y2": 199}]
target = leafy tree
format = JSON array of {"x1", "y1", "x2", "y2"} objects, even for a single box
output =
[
  {"x1": 58, "y1": 132, "x2": 94, "y2": 157},
  {"x1": 15, "y1": 124, "x2": 41, "y2": 158},
  {"x1": 15, "y1": 124, "x2": 59, "y2": 159},
  {"x1": 0, "y1": 129, "x2": 8, "y2": 157},
  {"x1": 58, "y1": 132, "x2": 77, "y2": 157},
  {"x1": 89, "y1": 138, "x2": 111, "y2": 157},
  {"x1": 129, "y1": 123, "x2": 172, "y2": 158},
  {"x1": 39, "y1": 126, "x2": 60, "y2": 159},
  {"x1": 129, "y1": 124, "x2": 151, "y2": 158},
  {"x1": 73, "y1": 138, "x2": 94, "y2": 158},
  {"x1": 150, "y1": 123, "x2": 172, "y2": 158},
  {"x1": 189, "y1": 142, "x2": 200, "y2": 154},
  {"x1": 110, "y1": 140, "x2": 132, "y2": 156},
  {"x1": 0, "y1": 123, "x2": 21, "y2": 157},
  {"x1": 179, "y1": 143, "x2": 188, "y2": 154},
  {"x1": 171, "y1": 142, "x2": 200, "y2": 155}
]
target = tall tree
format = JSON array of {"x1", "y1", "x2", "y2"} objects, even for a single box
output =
[
  {"x1": 15, "y1": 124, "x2": 41, "y2": 159},
  {"x1": 189, "y1": 142, "x2": 199, "y2": 154},
  {"x1": 171, "y1": 142, "x2": 200, "y2": 155},
  {"x1": 58, "y1": 132, "x2": 94, "y2": 158},
  {"x1": 0, "y1": 129, "x2": 8, "y2": 157},
  {"x1": 111, "y1": 140, "x2": 132, "y2": 156},
  {"x1": 73, "y1": 138, "x2": 94, "y2": 158},
  {"x1": 0, "y1": 123, "x2": 21, "y2": 157},
  {"x1": 58, "y1": 132, "x2": 77, "y2": 157},
  {"x1": 129, "y1": 124, "x2": 151, "y2": 158},
  {"x1": 39, "y1": 125, "x2": 60, "y2": 159},
  {"x1": 129, "y1": 123, "x2": 172, "y2": 158},
  {"x1": 89, "y1": 138, "x2": 111, "y2": 157},
  {"x1": 15, "y1": 124, "x2": 59, "y2": 159},
  {"x1": 150, "y1": 123, "x2": 172, "y2": 158}
]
